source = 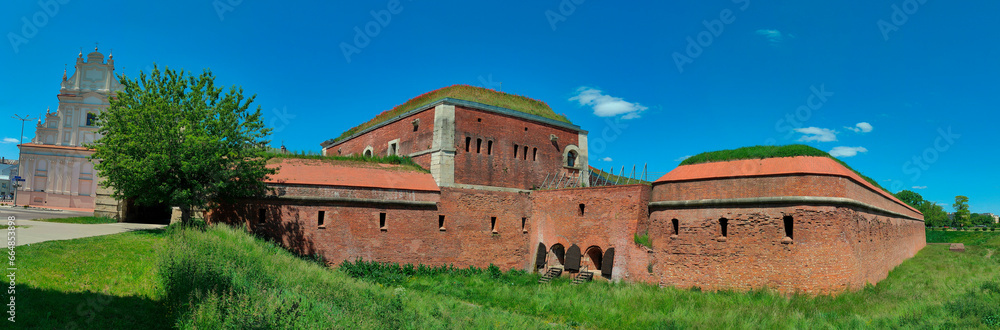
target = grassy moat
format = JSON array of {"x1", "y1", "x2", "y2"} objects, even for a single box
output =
[{"x1": 16, "y1": 226, "x2": 1000, "y2": 328}]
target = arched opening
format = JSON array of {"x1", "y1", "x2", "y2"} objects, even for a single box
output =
[
  {"x1": 476, "y1": 138, "x2": 482, "y2": 153},
  {"x1": 719, "y1": 218, "x2": 729, "y2": 237},
  {"x1": 363, "y1": 149, "x2": 373, "y2": 158},
  {"x1": 550, "y1": 244, "x2": 565, "y2": 265},
  {"x1": 601, "y1": 248, "x2": 615, "y2": 278},
  {"x1": 672, "y1": 218, "x2": 680, "y2": 235},
  {"x1": 567, "y1": 151, "x2": 577, "y2": 167},
  {"x1": 584, "y1": 246, "x2": 603, "y2": 271},
  {"x1": 535, "y1": 243, "x2": 547, "y2": 270}
]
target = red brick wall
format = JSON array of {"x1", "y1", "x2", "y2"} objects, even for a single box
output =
[
  {"x1": 652, "y1": 174, "x2": 921, "y2": 219},
  {"x1": 326, "y1": 109, "x2": 436, "y2": 158},
  {"x1": 452, "y1": 106, "x2": 580, "y2": 189},
  {"x1": 529, "y1": 185, "x2": 651, "y2": 280},
  {"x1": 643, "y1": 205, "x2": 925, "y2": 294},
  {"x1": 210, "y1": 186, "x2": 533, "y2": 270}
]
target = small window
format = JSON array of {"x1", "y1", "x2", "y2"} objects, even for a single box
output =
[
  {"x1": 487, "y1": 140, "x2": 493, "y2": 155},
  {"x1": 318, "y1": 211, "x2": 326, "y2": 227},
  {"x1": 523, "y1": 146, "x2": 528, "y2": 160},
  {"x1": 465, "y1": 137, "x2": 471, "y2": 152},
  {"x1": 567, "y1": 151, "x2": 577, "y2": 167},
  {"x1": 380, "y1": 212, "x2": 387, "y2": 231},
  {"x1": 476, "y1": 139, "x2": 482, "y2": 154},
  {"x1": 521, "y1": 217, "x2": 527, "y2": 232},
  {"x1": 490, "y1": 216, "x2": 497, "y2": 232},
  {"x1": 783, "y1": 216, "x2": 794, "y2": 239},
  {"x1": 258, "y1": 208, "x2": 266, "y2": 223},
  {"x1": 578, "y1": 204, "x2": 585, "y2": 216},
  {"x1": 672, "y1": 219, "x2": 679, "y2": 235},
  {"x1": 719, "y1": 218, "x2": 729, "y2": 237},
  {"x1": 532, "y1": 148, "x2": 537, "y2": 161},
  {"x1": 514, "y1": 144, "x2": 519, "y2": 158},
  {"x1": 364, "y1": 149, "x2": 372, "y2": 157},
  {"x1": 86, "y1": 113, "x2": 97, "y2": 126},
  {"x1": 477, "y1": 118, "x2": 482, "y2": 122},
  {"x1": 524, "y1": 127, "x2": 528, "y2": 131},
  {"x1": 439, "y1": 215, "x2": 446, "y2": 231}
]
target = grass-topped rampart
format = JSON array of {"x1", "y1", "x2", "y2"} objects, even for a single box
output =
[
  {"x1": 333, "y1": 85, "x2": 571, "y2": 144},
  {"x1": 679, "y1": 144, "x2": 892, "y2": 195},
  {"x1": 265, "y1": 150, "x2": 428, "y2": 173}
]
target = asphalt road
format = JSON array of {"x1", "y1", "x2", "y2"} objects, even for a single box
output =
[{"x1": 1, "y1": 206, "x2": 167, "y2": 246}]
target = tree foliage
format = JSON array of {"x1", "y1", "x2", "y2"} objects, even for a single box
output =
[
  {"x1": 954, "y1": 195, "x2": 971, "y2": 227},
  {"x1": 893, "y1": 190, "x2": 949, "y2": 227},
  {"x1": 90, "y1": 65, "x2": 275, "y2": 222}
]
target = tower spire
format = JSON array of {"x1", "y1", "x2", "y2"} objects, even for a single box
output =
[
  {"x1": 63, "y1": 64, "x2": 67, "y2": 81},
  {"x1": 95, "y1": 42, "x2": 98, "y2": 51}
]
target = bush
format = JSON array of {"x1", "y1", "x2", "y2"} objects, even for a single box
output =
[{"x1": 338, "y1": 259, "x2": 527, "y2": 286}]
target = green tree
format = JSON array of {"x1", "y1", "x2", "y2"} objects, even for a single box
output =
[
  {"x1": 894, "y1": 190, "x2": 924, "y2": 209},
  {"x1": 953, "y1": 195, "x2": 971, "y2": 228},
  {"x1": 90, "y1": 66, "x2": 276, "y2": 223}
]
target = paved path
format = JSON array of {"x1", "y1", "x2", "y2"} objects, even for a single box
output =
[{"x1": 2, "y1": 206, "x2": 166, "y2": 246}]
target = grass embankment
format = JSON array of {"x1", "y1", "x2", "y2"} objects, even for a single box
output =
[
  {"x1": 29, "y1": 216, "x2": 117, "y2": 224},
  {"x1": 18, "y1": 226, "x2": 1000, "y2": 328},
  {"x1": 679, "y1": 144, "x2": 892, "y2": 194},
  {"x1": 589, "y1": 167, "x2": 652, "y2": 186},
  {"x1": 334, "y1": 85, "x2": 571, "y2": 143},
  {"x1": 266, "y1": 151, "x2": 428, "y2": 173}
]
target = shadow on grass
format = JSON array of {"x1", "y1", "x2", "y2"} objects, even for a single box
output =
[{"x1": 18, "y1": 285, "x2": 170, "y2": 329}]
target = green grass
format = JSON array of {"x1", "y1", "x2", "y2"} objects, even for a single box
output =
[
  {"x1": 633, "y1": 230, "x2": 652, "y2": 249},
  {"x1": 20, "y1": 224, "x2": 1000, "y2": 328},
  {"x1": 679, "y1": 144, "x2": 893, "y2": 195},
  {"x1": 589, "y1": 166, "x2": 652, "y2": 186},
  {"x1": 266, "y1": 150, "x2": 429, "y2": 173},
  {"x1": 333, "y1": 85, "x2": 571, "y2": 143},
  {"x1": 30, "y1": 216, "x2": 117, "y2": 224}
]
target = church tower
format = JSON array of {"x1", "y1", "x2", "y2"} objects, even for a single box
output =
[{"x1": 16, "y1": 46, "x2": 122, "y2": 210}]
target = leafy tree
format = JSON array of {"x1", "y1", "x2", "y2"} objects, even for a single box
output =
[
  {"x1": 894, "y1": 190, "x2": 924, "y2": 209},
  {"x1": 953, "y1": 195, "x2": 971, "y2": 228},
  {"x1": 90, "y1": 65, "x2": 276, "y2": 223}
]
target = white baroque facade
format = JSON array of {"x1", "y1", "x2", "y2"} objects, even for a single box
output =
[{"x1": 17, "y1": 48, "x2": 122, "y2": 210}]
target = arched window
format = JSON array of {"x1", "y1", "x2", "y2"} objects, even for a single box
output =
[
  {"x1": 363, "y1": 149, "x2": 373, "y2": 157},
  {"x1": 719, "y1": 218, "x2": 729, "y2": 237},
  {"x1": 672, "y1": 219, "x2": 679, "y2": 235},
  {"x1": 567, "y1": 151, "x2": 577, "y2": 167}
]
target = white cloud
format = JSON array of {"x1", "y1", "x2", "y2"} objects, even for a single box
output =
[
  {"x1": 755, "y1": 29, "x2": 785, "y2": 43},
  {"x1": 829, "y1": 146, "x2": 868, "y2": 157},
  {"x1": 569, "y1": 87, "x2": 648, "y2": 119},
  {"x1": 845, "y1": 122, "x2": 873, "y2": 133},
  {"x1": 1, "y1": 138, "x2": 19, "y2": 144},
  {"x1": 912, "y1": 186, "x2": 927, "y2": 189},
  {"x1": 794, "y1": 127, "x2": 838, "y2": 142},
  {"x1": 601, "y1": 157, "x2": 613, "y2": 162},
  {"x1": 675, "y1": 155, "x2": 692, "y2": 162}
]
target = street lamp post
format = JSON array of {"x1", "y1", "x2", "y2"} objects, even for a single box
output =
[{"x1": 11, "y1": 114, "x2": 34, "y2": 207}]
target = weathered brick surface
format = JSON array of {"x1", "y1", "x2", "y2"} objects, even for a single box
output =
[
  {"x1": 272, "y1": 184, "x2": 440, "y2": 202},
  {"x1": 452, "y1": 106, "x2": 580, "y2": 189},
  {"x1": 651, "y1": 175, "x2": 921, "y2": 219},
  {"x1": 529, "y1": 185, "x2": 650, "y2": 280},
  {"x1": 211, "y1": 186, "x2": 532, "y2": 270},
  {"x1": 326, "y1": 109, "x2": 436, "y2": 157}
]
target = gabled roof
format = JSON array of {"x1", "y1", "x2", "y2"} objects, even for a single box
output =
[{"x1": 266, "y1": 158, "x2": 439, "y2": 192}]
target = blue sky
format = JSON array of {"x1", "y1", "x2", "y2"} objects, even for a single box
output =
[{"x1": 1, "y1": 1, "x2": 997, "y2": 212}]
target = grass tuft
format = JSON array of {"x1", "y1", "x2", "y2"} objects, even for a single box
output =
[{"x1": 29, "y1": 216, "x2": 117, "y2": 224}]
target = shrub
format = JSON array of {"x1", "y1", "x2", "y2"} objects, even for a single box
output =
[{"x1": 634, "y1": 231, "x2": 652, "y2": 249}]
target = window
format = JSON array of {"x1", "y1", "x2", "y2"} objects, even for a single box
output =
[
  {"x1": 476, "y1": 139, "x2": 482, "y2": 153},
  {"x1": 578, "y1": 204, "x2": 586, "y2": 216},
  {"x1": 532, "y1": 148, "x2": 537, "y2": 161},
  {"x1": 318, "y1": 211, "x2": 326, "y2": 227},
  {"x1": 719, "y1": 218, "x2": 729, "y2": 237},
  {"x1": 567, "y1": 151, "x2": 577, "y2": 167},
  {"x1": 672, "y1": 219, "x2": 679, "y2": 235},
  {"x1": 465, "y1": 137, "x2": 471, "y2": 152},
  {"x1": 523, "y1": 146, "x2": 528, "y2": 160},
  {"x1": 477, "y1": 118, "x2": 482, "y2": 122},
  {"x1": 439, "y1": 215, "x2": 446, "y2": 231},
  {"x1": 521, "y1": 217, "x2": 527, "y2": 233},
  {"x1": 783, "y1": 216, "x2": 794, "y2": 239},
  {"x1": 514, "y1": 144, "x2": 519, "y2": 158},
  {"x1": 364, "y1": 149, "x2": 372, "y2": 157},
  {"x1": 380, "y1": 212, "x2": 387, "y2": 231},
  {"x1": 258, "y1": 208, "x2": 266, "y2": 223},
  {"x1": 86, "y1": 113, "x2": 97, "y2": 126},
  {"x1": 487, "y1": 140, "x2": 493, "y2": 155},
  {"x1": 490, "y1": 216, "x2": 497, "y2": 233},
  {"x1": 389, "y1": 142, "x2": 398, "y2": 156}
]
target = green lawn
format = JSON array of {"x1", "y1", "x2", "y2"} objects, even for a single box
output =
[
  {"x1": 16, "y1": 227, "x2": 1000, "y2": 328},
  {"x1": 30, "y1": 216, "x2": 118, "y2": 224}
]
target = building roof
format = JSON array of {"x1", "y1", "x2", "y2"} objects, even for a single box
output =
[
  {"x1": 265, "y1": 158, "x2": 439, "y2": 192},
  {"x1": 655, "y1": 156, "x2": 921, "y2": 215},
  {"x1": 325, "y1": 85, "x2": 574, "y2": 147}
]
